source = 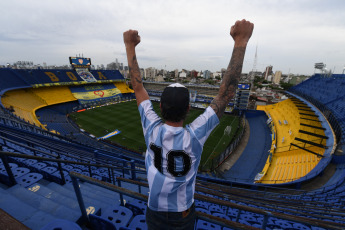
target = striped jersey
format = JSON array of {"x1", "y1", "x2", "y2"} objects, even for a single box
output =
[{"x1": 138, "y1": 100, "x2": 219, "y2": 212}]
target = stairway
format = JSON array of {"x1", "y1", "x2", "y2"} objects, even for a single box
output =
[{"x1": 0, "y1": 179, "x2": 128, "y2": 229}]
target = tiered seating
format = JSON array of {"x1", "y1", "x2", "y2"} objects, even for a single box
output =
[
  {"x1": 2, "y1": 89, "x2": 46, "y2": 126},
  {"x1": 289, "y1": 74, "x2": 345, "y2": 143},
  {"x1": 0, "y1": 69, "x2": 31, "y2": 93},
  {"x1": 260, "y1": 99, "x2": 300, "y2": 151},
  {"x1": 111, "y1": 176, "x2": 345, "y2": 229},
  {"x1": 114, "y1": 82, "x2": 134, "y2": 94},
  {"x1": 36, "y1": 101, "x2": 81, "y2": 137},
  {"x1": 1, "y1": 86, "x2": 78, "y2": 129},
  {"x1": 257, "y1": 98, "x2": 327, "y2": 184},
  {"x1": 32, "y1": 86, "x2": 77, "y2": 105}
]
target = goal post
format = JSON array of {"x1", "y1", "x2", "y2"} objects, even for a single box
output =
[{"x1": 224, "y1": 125, "x2": 232, "y2": 136}]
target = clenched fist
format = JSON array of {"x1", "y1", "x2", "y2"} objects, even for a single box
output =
[
  {"x1": 123, "y1": 30, "x2": 141, "y2": 49},
  {"x1": 230, "y1": 19, "x2": 254, "y2": 47}
]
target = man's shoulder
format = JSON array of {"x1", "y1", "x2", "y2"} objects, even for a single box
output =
[{"x1": 190, "y1": 106, "x2": 218, "y2": 125}]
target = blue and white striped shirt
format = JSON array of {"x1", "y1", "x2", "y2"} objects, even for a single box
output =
[{"x1": 139, "y1": 100, "x2": 219, "y2": 212}]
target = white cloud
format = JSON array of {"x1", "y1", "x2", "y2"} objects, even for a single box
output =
[{"x1": 1, "y1": 0, "x2": 345, "y2": 75}]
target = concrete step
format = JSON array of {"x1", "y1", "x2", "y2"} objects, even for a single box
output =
[
  {"x1": 22, "y1": 210, "x2": 57, "y2": 230},
  {"x1": 7, "y1": 184, "x2": 81, "y2": 222},
  {"x1": 0, "y1": 192, "x2": 39, "y2": 223},
  {"x1": 66, "y1": 180, "x2": 149, "y2": 205},
  {"x1": 46, "y1": 182, "x2": 111, "y2": 213},
  {"x1": 27, "y1": 183, "x2": 83, "y2": 212},
  {"x1": 64, "y1": 182, "x2": 121, "y2": 204},
  {"x1": 0, "y1": 189, "x2": 59, "y2": 229},
  {"x1": 0, "y1": 184, "x2": 9, "y2": 195}
]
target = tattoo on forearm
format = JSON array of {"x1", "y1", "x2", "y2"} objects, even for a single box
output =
[
  {"x1": 210, "y1": 101, "x2": 220, "y2": 115},
  {"x1": 210, "y1": 47, "x2": 246, "y2": 118},
  {"x1": 129, "y1": 55, "x2": 142, "y2": 88}
]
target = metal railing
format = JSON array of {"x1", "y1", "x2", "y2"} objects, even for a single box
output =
[
  {"x1": 70, "y1": 172, "x2": 260, "y2": 230},
  {"x1": 0, "y1": 150, "x2": 145, "y2": 186},
  {"x1": 70, "y1": 172, "x2": 344, "y2": 230},
  {"x1": 1, "y1": 149, "x2": 344, "y2": 229},
  {"x1": 0, "y1": 129, "x2": 143, "y2": 172}
]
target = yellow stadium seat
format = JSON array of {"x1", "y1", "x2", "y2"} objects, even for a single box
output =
[
  {"x1": 33, "y1": 86, "x2": 77, "y2": 105},
  {"x1": 1, "y1": 86, "x2": 77, "y2": 128},
  {"x1": 257, "y1": 98, "x2": 327, "y2": 184},
  {"x1": 114, "y1": 82, "x2": 134, "y2": 94}
]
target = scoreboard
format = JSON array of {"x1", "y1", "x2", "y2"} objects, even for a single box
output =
[
  {"x1": 235, "y1": 83, "x2": 251, "y2": 110},
  {"x1": 69, "y1": 57, "x2": 91, "y2": 69},
  {"x1": 238, "y1": 83, "x2": 251, "y2": 90}
]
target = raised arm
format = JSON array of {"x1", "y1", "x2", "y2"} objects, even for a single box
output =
[
  {"x1": 210, "y1": 19, "x2": 254, "y2": 119},
  {"x1": 123, "y1": 30, "x2": 149, "y2": 106}
]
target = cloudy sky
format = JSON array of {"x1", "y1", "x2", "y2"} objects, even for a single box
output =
[{"x1": 1, "y1": 0, "x2": 345, "y2": 75}]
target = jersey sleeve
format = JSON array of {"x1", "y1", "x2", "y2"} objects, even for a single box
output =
[
  {"x1": 138, "y1": 100, "x2": 162, "y2": 143},
  {"x1": 188, "y1": 106, "x2": 219, "y2": 146}
]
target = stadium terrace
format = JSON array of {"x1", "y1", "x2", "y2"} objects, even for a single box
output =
[{"x1": 0, "y1": 59, "x2": 345, "y2": 229}]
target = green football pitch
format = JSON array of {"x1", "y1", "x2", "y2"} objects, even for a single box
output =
[{"x1": 69, "y1": 100, "x2": 240, "y2": 170}]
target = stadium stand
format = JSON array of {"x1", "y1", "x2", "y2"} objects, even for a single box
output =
[
  {"x1": 1, "y1": 68, "x2": 345, "y2": 229},
  {"x1": 0, "y1": 69, "x2": 31, "y2": 94},
  {"x1": 1, "y1": 89, "x2": 47, "y2": 126},
  {"x1": 114, "y1": 82, "x2": 135, "y2": 94},
  {"x1": 1, "y1": 86, "x2": 78, "y2": 129},
  {"x1": 289, "y1": 74, "x2": 345, "y2": 144},
  {"x1": 36, "y1": 101, "x2": 81, "y2": 137},
  {"x1": 257, "y1": 95, "x2": 336, "y2": 185},
  {"x1": 32, "y1": 86, "x2": 77, "y2": 105}
]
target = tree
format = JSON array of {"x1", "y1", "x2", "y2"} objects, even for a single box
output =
[{"x1": 280, "y1": 82, "x2": 294, "y2": 90}]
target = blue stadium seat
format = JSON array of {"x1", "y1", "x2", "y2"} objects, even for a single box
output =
[
  {"x1": 128, "y1": 214, "x2": 147, "y2": 230},
  {"x1": 80, "y1": 171, "x2": 90, "y2": 177},
  {"x1": 89, "y1": 214, "x2": 117, "y2": 230},
  {"x1": 293, "y1": 222, "x2": 312, "y2": 230},
  {"x1": 195, "y1": 200, "x2": 209, "y2": 210},
  {"x1": 195, "y1": 219, "x2": 221, "y2": 230},
  {"x1": 0, "y1": 163, "x2": 18, "y2": 174},
  {"x1": 212, "y1": 212, "x2": 231, "y2": 221},
  {"x1": 226, "y1": 208, "x2": 239, "y2": 218},
  {"x1": 125, "y1": 202, "x2": 144, "y2": 216},
  {"x1": 209, "y1": 204, "x2": 225, "y2": 214},
  {"x1": 101, "y1": 205, "x2": 133, "y2": 230},
  {"x1": 275, "y1": 219, "x2": 293, "y2": 229},
  {"x1": 91, "y1": 175, "x2": 103, "y2": 180},
  {"x1": 126, "y1": 199, "x2": 147, "y2": 215},
  {"x1": 62, "y1": 165, "x2": 74, "y2": 171},
  {"x1": 32, "y1": 162, "x2": 48, "y2": 170},
  {"x1": 16, "y1": 172, "x2": 43, "y2": 187},
  {"x1": 42, "y1": 166, "x2": 58, "y2": 175},
  {"x1": 12, "y1": 167, "x2": 30, "y2": 178},
  {"x1": 71, "y1": 168, "x2": 83, "y2": 173},
  {"x1": 51, "y1": 170, "x2": 69, "y2": 184},
  {"x1": 196, "y1": 207, "x2": 211, "y2": 215},
  {"x1": 25, "y1": 159, "x2": 38, "y2": 166},
  {"x1": 310, "y1": 227, "x2": 326, "y2": 230}
]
